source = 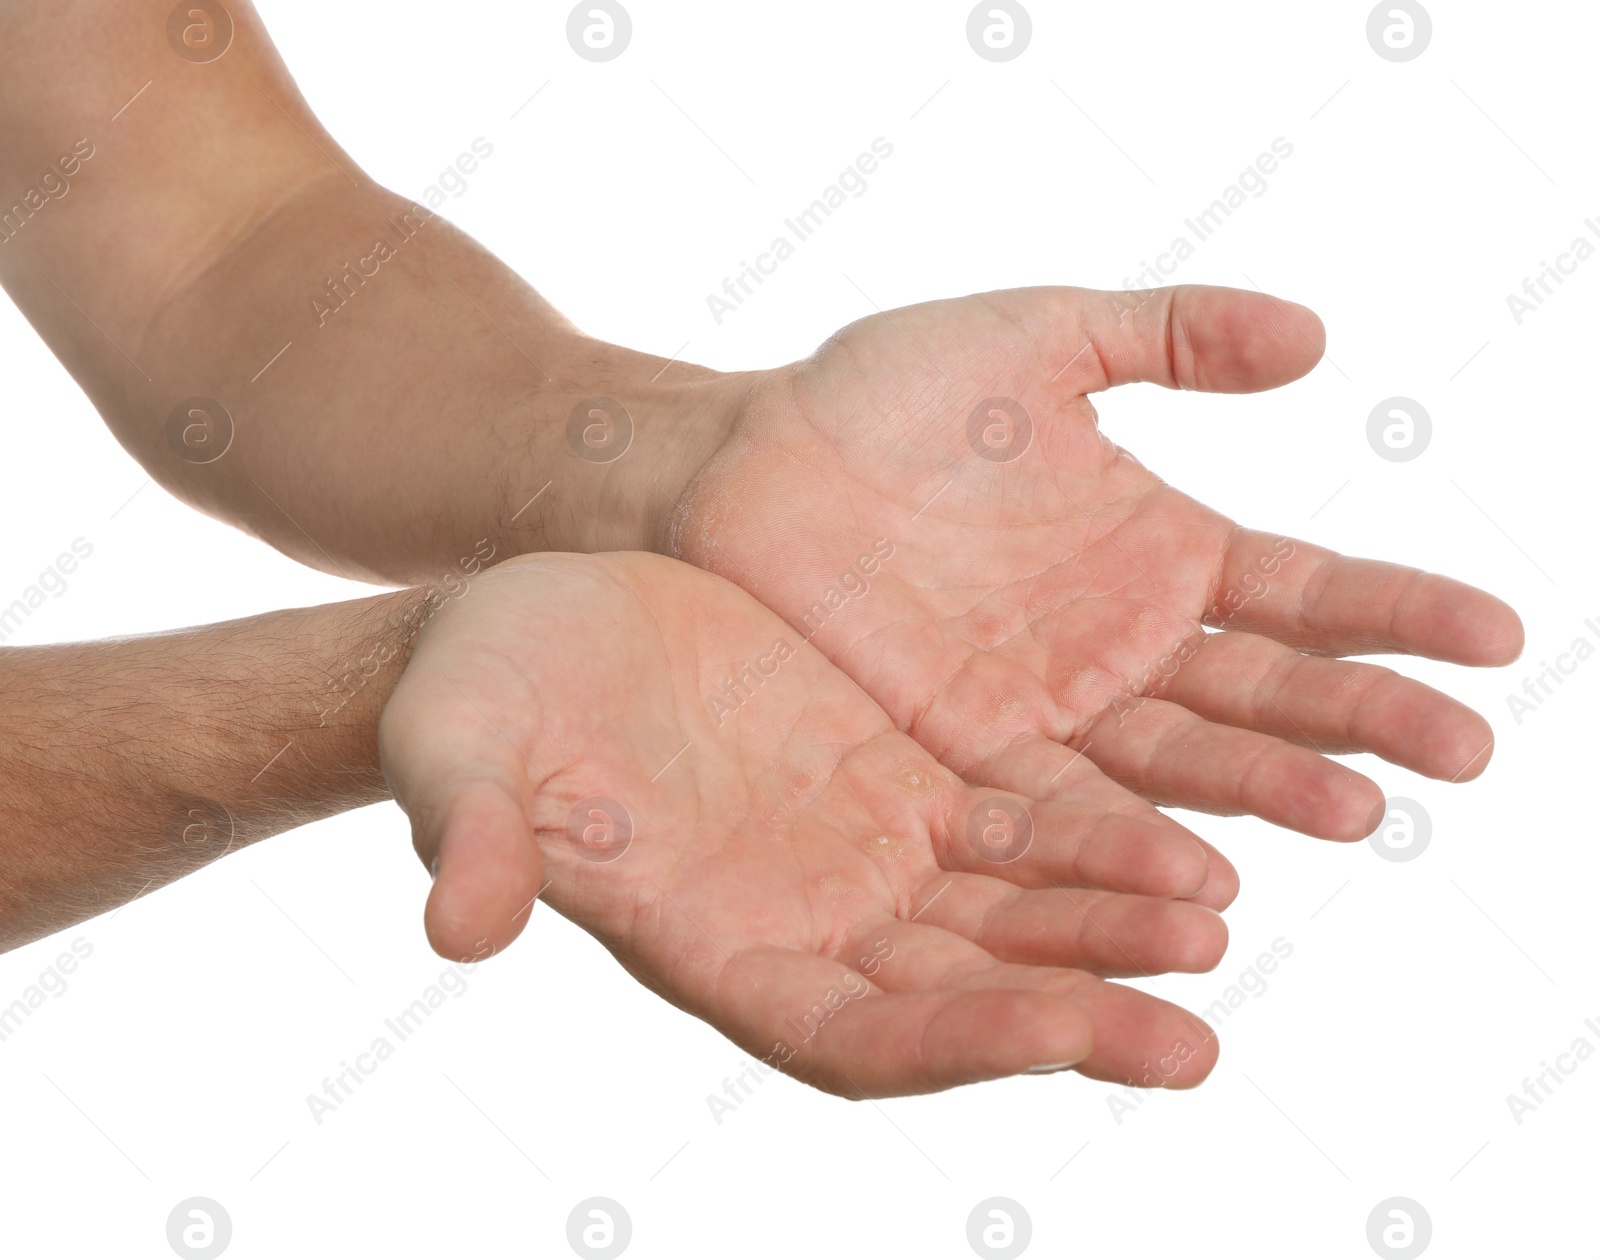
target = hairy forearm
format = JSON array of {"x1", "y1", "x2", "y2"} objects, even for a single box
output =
[
  {"x1": 0, "y1": 586, "x2": 427, "y2": 951},
  {"x1": 0, "y1": 0, "x2": 745, "y2": 585}
]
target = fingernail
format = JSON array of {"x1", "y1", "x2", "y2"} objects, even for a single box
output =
[
  {"x1": 1025, "y1": 1061, "x2": 1079, "y2": 1074},
  {"x1": 430, "y1": 853, "x2": 441, "y2": 880}
]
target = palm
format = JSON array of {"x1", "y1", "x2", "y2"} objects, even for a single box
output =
[
  {"x1": 675, "y1": 285, "x2": 1523, "y2": 843},
  {"x1": 380, "y1": 552, "x2": 1226, "y2": 1095}
]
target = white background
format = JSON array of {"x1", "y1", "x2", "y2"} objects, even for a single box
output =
[{"x1": 1, "y1": 1, "x2": 1593, "y2": 1256}]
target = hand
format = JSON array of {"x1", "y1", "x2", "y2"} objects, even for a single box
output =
[
  {"x1": 672, "y1": 284, "x2": 1523, "y2": 848},
  {"x1": 379, "y1": 552, "x2": 1227, "y2": 1096}
]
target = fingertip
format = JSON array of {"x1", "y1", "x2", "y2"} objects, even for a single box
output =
[
  {"x1": 425, "y1": 875, "x2": 526, "y2": 965},
  {"x1": 422, "y1": 894, "x2": 505, "y2": 966},
  {"x1": 1274, "y1": 297, "x2": 1325, "y2": 353},
  {"x1": 1244, "y1": 746, "x2": 1384, "y2": 842},
  {"x1": 1187, "y1": 839, "x2": 1240, "y2": 911},
  {"x1": 1289, "y1": 761, "x2": 1386, "y2": 842},
  {"x1": 1328, "y1": 775, "x2": 1388, "y2": 842},
  {"x1": 1170, "y1": 905, "x2": 1229, "y2": 974},
  {"x1": 1254, "y1": 292, "x2": 1326, "y2": 381},
  {"x1": 1438, "y1": 712, "x2": 1495, "y2": 783},
  {"x1": 1505, "y1": 611, "x2": 1527, "y2": 663},
  {"x1": 1420, "y1": 579, "x2": 1525, "y2": 667},
  {"x1": 1165, "y1": 1018, "x2": 1220, "y2": 1088},
  {"x1": 1140, "y1": 825, "x2": 1212, "y2": 898},
  {"x1": 421, "y1": 782, "x2": 540, "y2": 961},
  {"x1": 1180, "y1": 285, "x2": 1326, "y2": 393},
  {"x1": 1362, "y1": 795, "x2": 1390, "y2": 844},
  {"x1": 1451, "y1": 740, "x2": 1494, "y2": 783},
  {"x1": 1479, "y1": 599, "x2": 1526, "y2": 667},
  {"x1": 1081, "y1": 814, "x2": 1212, "y2": 898},
  {"x1": 1096, "y1": 1007, "x2": 1219, "y2": 1090}
]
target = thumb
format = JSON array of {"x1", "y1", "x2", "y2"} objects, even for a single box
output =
[
  {"x1": 379, "y1": 677, "x2": 545, "y2": 964},
  {"x1": 422, "y1": 777, "x2": 543, "y2": 964},
  {"x1": 1032, "y1": 283, "x2": 1326, "y2": 395}
]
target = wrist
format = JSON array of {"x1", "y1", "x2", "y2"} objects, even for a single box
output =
[
  {"x1": 636, "y1": 366, "x2": 764, "y2": 555},
  {"x1": 502, "y1": 339, "x2": 760, "y2": 558}
]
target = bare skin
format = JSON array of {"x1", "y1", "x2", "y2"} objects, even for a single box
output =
[
  {"x1": 0, "y1": 0, "x2": 733, "y2": 579},
  {"x1": 0, "y1": 586, "x2": 423, "y2": 951},
  {"x1": 0, "y1": 0, "x2": 1239, "y2": 912},
  {"x1": 672, "y1": 286, "x2": 1525, "y2": 848},
  {"x1": 0, "y1": 1, "x2": 1520, "y2": 862},
  {"x1": 0, "y1": 0, "x2": 1524, "y2": 1096},
  {"x1": 382, "y1": 552, "x2": 1226, "y2": 1096}
]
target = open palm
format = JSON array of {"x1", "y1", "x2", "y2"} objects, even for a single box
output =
[
  {"x1": 380, "y1": 552, "x2": 1227, "y2": 1096},
  {"x1": 673, "y1": 285, "x2": 1523, "y2": 847}
]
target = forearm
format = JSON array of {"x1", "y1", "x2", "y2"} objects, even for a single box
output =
[
  {"x1": 130, "y1": 176, "x2": 745, "y2": 583},
  {"x1": 0, "y1": 585, "x2": 428, "y2": 951},
  {"x1": 0, "y1": 0, "x2": 744, "y2": 585}
]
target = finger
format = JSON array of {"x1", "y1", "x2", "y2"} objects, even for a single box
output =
[
  {"x1": 1065, "y1": 974, "x2": 1219, "y2": 1089},
  {"x1": 971, "y1": 734, "x2": 1239, "y2": 910},
  {"x1": 1157, "y1": 630, "x2": 1497, "y2": 782},
  {"x1": 1080, "y1": 696, "x2": 1385, "y2": 841},
  {"x1": 722, "y1": 945, "x2": 1093, "y2": 1098},
  {"x1": 1208, "y1": 528, "x2": 1525, "y2": 666},
  {"x1": 1187, "y1": 840, "x2": 1238, "y2": 912},
  {"x1": 1019, "y1": 283, "x2": 1326, "y2": 396},
  {"x1": 906, "y1": 873, "x2": 1228, "y2": 977},
  {"x1": 861, "y1": 921, "x2": 1217, "y2": 1088},
  {"x1": 421, "y1": 780, "x2": 542, "y2": 963},
  {"x1": 932, "y1": 783, "x2": 1210, "y2": 898},
  {"x1": 379, "y1": 680, "x2": 543, "y2": 963}
]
